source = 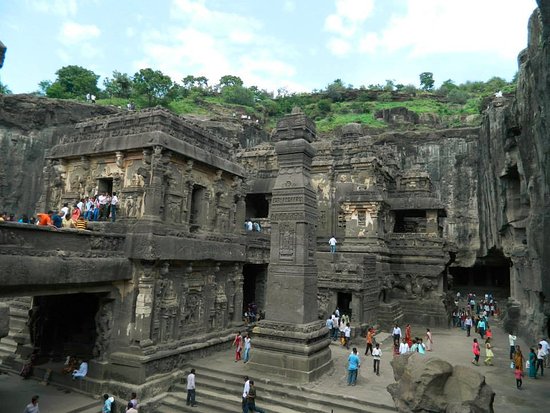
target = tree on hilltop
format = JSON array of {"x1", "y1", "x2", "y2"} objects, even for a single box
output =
[
  {"x1": 46, "y1": 65, "x2": 100, "y2": 99},
  {"x1": 419, "y1": 72, "x2": 435, "y2": 91},
  {"x1": 0, "y1": 80, "x2": 11, "y2": 94},
  {"x1": 103, "y1": 71, "x2": 133, "y2": 99},
  {"x1": 132, "y1": 68, "x2": 173, "y2": 106}
]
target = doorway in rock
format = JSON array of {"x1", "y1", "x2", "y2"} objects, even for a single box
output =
[
  {"x1": 242, "y1": 264, "x2": 268, "y2": 318},
  {"x1": 337, "y1": 292, "x2": 352, "y2": 318},
  {"x1": 97, "y1": 178, "x2": 113, "y2": 195},
  {"x1": 245, "y1": 194, "x2": 269, "y2": 219},
  {"x1": 449, "y1": 249, "x2": 511, "y2": 298},
  {"x1": 30, "y1": 293, "x2": 100, "y2": 361}
]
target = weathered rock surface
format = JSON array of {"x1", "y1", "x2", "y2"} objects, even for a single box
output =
[
  {"x1": 0, "y1": 94, "x2": 118, "y2": 215},
  {"x1": 477, "y1": 0, "x2": 550, "y2": 341},
  {"x1": 0, "y1": 303, "x2": 9, "y2": 338},
  {"x1": 387, "y1": 353, "x2": 495, "y2": 413}
]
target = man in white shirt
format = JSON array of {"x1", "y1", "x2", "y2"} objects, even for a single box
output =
[
  {"x1": 186, "y1": 368, "x2": 197, "y2": 407},
  {"x1": 98, "y1": 193, "x2": 107, "y2": 220},
  {"x1": 110, "y1": 192, "x2": 119, "y2": 222},
  {"x1": 392, "y1": 324, "x2": 402, "y2": 347},
  {"x1": 539, "y1": 338, "x2": 549, "y2": 367},
  {"x1": 328, "y1": 236, "x2": 337, "y2": 253},
  {"x1": 399, "y1": 338, "x2": 409, "y2": 355},
  {"x1": 344, "y1": 323, "x2": 351, "y2": 349},
  {"x1": 242, "y1": 376, "x2": 250, "y2": 413}
]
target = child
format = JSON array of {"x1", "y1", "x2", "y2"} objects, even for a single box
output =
[
  {"x1": 515, "y1": 367, "x2": 523, "y2": 389},
  {"x1": 472, "y1": 338, "x2": 481, "y2": 365},
  {"x1": 484, "y1": 341, "x2": 494, "y2": 366}
]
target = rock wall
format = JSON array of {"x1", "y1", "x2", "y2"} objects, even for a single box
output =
[
  {"x1": 0, "y1": 94, "x2": 118, "y2": 216},
  {"x1": 478, "y1": 1, "x2": 550, "y2": 340}
]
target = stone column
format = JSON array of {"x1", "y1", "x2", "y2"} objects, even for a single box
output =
[
  {"x1": 426, "y1": 210, "x2": 438, "y2": 234},
  {"x1": 142, "y1": 146, "x2": 166, "y2": 220},
  {"x1": 231, "y1": 264, "x2": 244, "y2": 325},
  {"x1": 250, "y1": 108, "x2": 332, "y2": 382},
  {"x1": 133, "y1": 262, "x2": 157, "y2": 348}
]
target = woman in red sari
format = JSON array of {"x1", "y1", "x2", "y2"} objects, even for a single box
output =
[
  {"x1": 232, "y1": 331, "x2": 243, "y2": 362},
  {"x1": 405, "y1": 324, "x2": 412, "y2": 347}
]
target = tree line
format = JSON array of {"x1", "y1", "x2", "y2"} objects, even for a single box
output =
[{"x1": 0, "y1": 66, "x2": 517, "y2": 119}]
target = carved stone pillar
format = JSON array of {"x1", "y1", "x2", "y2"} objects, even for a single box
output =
[
  {"x1": 250, "y1": 109, "x2": 332, "y2": 382},
  {"x1": 231, "y1": 264, "x2": 244, "y2": 325},
  {"x1": 133, "y1": 262, "x2": 157, "y2": 348},
  {"x1": 142, "y1": 146, "x2": 166, "y2": 220}
]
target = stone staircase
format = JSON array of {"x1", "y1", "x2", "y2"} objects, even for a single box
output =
[{"x1": 156, "y1": 365, "x2": 396, "y2": 413}]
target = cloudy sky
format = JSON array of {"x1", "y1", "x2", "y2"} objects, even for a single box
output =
[{"x1": 1, "y1": 0, "x2": 538, "y2": 94}]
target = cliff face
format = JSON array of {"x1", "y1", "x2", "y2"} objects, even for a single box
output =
[
  {"x1": 479, "y1": 1, "x2": 550, "y2": 340},
  {"x1": 0, "y1": 95, "x2": 118, "y2": 215}
]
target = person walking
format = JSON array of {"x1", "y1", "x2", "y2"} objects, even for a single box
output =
[
  {"x1": 484, "y1": 340, "x2": 494, "y2": 366},
  {"x1": 126, "y1": 402, "x2": 138, "y2": 413},
  {"x1": 405, "y1": 324, "x2": 412, "y2": 347},
  {"x1": 528, "y1": 347, "x2": 537, "y2": 378},
  {"x1": 186, "y1": 368, "x2": 197, "y2": 407},
  {"x1": 343, "y1": 323, "x2": 351, "y2": 350},
  {"x1": 514, "y1": 366, "x2": 523, "y2": 389},
  {"x1": 465, "y1": 315, "x2": 473, "y2": 337},
  {"x1": 425, "y1": 328, "x2": 433, "y2": 351},
  {"x1": 392, "y1": 324, "x2": 402, "y2": 347},
  {"x1": 513, "y1": 345, "x2": 525, "y2": 373},
  {"x1": 242, "y1": 376, "x2": 250, "y2": 413},
  {"x1": 372, "y1": 343, "x2": 382, "y2": 376},
  {"x1": 23, "y1": 395, "x2": 40, "y2": 413},
  {"x1": 539, "y1": 337, "x2": 549, "y2": 367},
  {"x1": 246, "y1": 380, "x2": 266, "y2": 413},
  {"x1": 509, "y1": 333, "x2": 517, "y2": 359},
  {"x1": 102, "y1": 394, "x2": 115, "y2": 413},
  {"x1": 536, "y1": 344, "x2": 545, "y2": 377},
  {"x1": 365, "y1": 327, "x2": 375, "y2": 355},
  {"x1": 477, "y1": 317, "x2": 486, "y2": 340},
  {"x1": 472, "y1": 338, "x2": 481, "y2": 366},
  {"x1": 243, "y1": 333, "x2": 251, "y2": 363},
  {"x1": 347, "y1": 347, "x2": 361, "y2": 386},
  {"x1": 328, "y1": 236, "x2": 337, "y2": 253},
  {"x1": 233, "y1": 331, "x2": 243, "y2": 362}
]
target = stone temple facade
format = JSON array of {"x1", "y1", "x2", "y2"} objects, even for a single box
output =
[{"x1": 0, "y1": 0, "x2": 549, "y2": 408}]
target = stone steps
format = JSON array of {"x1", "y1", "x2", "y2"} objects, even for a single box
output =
[{"x1": 159, "y1": 364, "x2": 395, "y2": 413}]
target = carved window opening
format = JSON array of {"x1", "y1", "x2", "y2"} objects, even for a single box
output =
[
  {"x1": 393, "y1": 209, "x2": 426, "y2": 233},
  {"x1": 357, "y1": 210, "x2": 366, "y2": 226},
  {"x1": 245, "y1": 193, "x2": 269, "y2": 219},
  {"x1": 500, "y1": 165, "x2": 528, "y2": 223},
  {"x1": 190, "y1": 184, "x2": 206, "y2": 231},
  {"x1": 97, "y1": 178, "x2": 113, "y2": 195}
]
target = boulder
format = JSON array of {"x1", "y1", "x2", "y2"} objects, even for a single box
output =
[{"x1": 387, "y1": 353, "x2": 494, "y2": 413}]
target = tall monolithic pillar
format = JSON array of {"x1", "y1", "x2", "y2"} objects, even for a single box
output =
[{"x1": 250, "y1": 108, "x2": 332, "y2": 382}]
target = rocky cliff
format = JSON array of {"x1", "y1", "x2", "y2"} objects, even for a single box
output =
[
  {"x1": 0, "y1": 95, "x2": 118, "y2": 215},
  {"x1": 478, "y1": 0, "x2": 550, "y2": 340}
]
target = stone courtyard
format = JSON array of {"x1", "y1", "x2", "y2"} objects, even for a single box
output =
[{"x1": 1, "y1": 1, "x2": 550, "y2": 412}]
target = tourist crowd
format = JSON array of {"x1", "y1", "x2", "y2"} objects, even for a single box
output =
[{"x1": 0, "y1": 192, "x2": 120, "y2": 231}]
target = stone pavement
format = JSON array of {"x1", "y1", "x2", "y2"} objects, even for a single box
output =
[
  {"x1": 0, "y1": 370, "x2": 98, "y2": 413},
  {"x1": 193, "y1": 321, "x2": 549, "y2": 413},
  {"x1": 1, "y1": 319, "x2": 548, "y2": 412}
]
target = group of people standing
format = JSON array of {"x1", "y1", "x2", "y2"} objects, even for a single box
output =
[
  {"x1": 326, "y1": 308, "x2": 352, "y2": 348},
  {"x1": 509, "y1": 333, "x2": 549, "y2": 388}
]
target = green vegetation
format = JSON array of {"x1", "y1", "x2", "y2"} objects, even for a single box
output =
[{"x1": 34, "y1": 67, "x2": 517, "y2": 133}]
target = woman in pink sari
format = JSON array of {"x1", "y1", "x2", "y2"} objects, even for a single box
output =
[{"x1": 232, "y1": 331, "x2": 243, "y2": 362}]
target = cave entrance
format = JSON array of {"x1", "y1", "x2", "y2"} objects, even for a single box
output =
[
  {"x1": 337, "y1": 292, "x2": 352, "y2": 318},
  {"x1": 393, "y1": 210, "x2": 427, "y2": 233},
  {"x1": 449, "y1": 249, "x2": 511, "y2": 299},
  {"x1": 243, "y1": 264, "x2": 268, "y2": 319},
  {"x1": 29, "y1": 293, "x2": 100, "y2": 361},
  {"x1": 245, "y1": 194, "x2": 269, "y2": 220}
]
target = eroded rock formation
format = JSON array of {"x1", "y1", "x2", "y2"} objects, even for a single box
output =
[{"x1": 387, "y1": 353, "x2": 495, "y2": 413}]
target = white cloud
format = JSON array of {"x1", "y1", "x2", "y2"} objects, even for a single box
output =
[
  {"x1": 283, "y1": 0, "x2": 296, "y2": 13},
  {"x1": 324, "y1": 0, "x2": 375, "y2": 55},
  {"x1": 133, "y1": 0, "x2": 302, "y2": 92},
  {"x1": 368, "y1": 0, "x2": 535, "y2": 59},
  {"x1": 359, "y1": 32, "x2": 379, "y2": 54},
  {"x1": 28, "y1": 0, "x2": 77, "y2": 17},
  {"x1": 327, "y1": 38, "x2": 352, "y2": 57},
  {"x1": 59, "y1": 22, "x2": 101, "y2": 46}
]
